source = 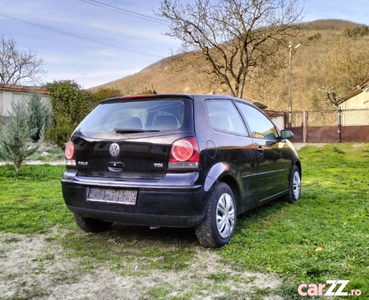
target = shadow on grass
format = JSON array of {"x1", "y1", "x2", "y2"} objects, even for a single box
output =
[
  {"x1": 108, "y1": 223, "x2": 199, "y2": 245},
  {"x1": 61, "y1": 196, "x2": 288, "y2": 256},
  {"x1": 63, "y1": 196, "x2": 287, "y2": 252},
  {"x1": 60, "y1": 223, "x2": 200, "y2": 272},
  {"x1": 237, "y1": 196, "x2": 288, "y2": 226}
]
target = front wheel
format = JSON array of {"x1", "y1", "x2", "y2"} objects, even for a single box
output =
[
  {"x1": 284, "y1": 165, "x2": 301, "y2": 203},
  {"x1": 195, "y1": 182, "x2": 237, "y2": 248},
  {"x1": 73, "y1": 213, "x2": 112, "y2": 232}
]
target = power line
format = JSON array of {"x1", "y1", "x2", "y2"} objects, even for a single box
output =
[
  {"x1": 0, "y1": 12, "x2": 163, "y2": 58},
  {"x1": 81, "y1": 0, "x2": 170, "y2": 25}
]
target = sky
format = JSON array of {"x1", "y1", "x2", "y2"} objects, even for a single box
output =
[{"x1": 1, "y1": 0, "x2": 368, "y2": 89}]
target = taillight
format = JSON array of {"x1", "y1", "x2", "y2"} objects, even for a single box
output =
[
  {"x1": 65, "y1": 141, "x2": 75, "y2": 162},
  {"x1": 169, "y1": 137, "x2": 200, "y2": 169}
]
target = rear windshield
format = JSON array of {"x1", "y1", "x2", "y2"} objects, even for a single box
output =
[{"x1": 73, "y1": 98, "x2": 194, "y2": 138}]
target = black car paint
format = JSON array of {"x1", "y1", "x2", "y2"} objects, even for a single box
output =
[
  {"x1": 61, "y1": 94, "x2": 300, "y2": 229},
  {"x1": 194, "y1": 96, "x2": 296, "y2": 212}
]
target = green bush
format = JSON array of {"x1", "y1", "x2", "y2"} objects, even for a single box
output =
[
  {"x1": 87, "y1": 87, "x2": 121, "y2": 110},
  {"x1": 46, "y1": 80, "x2": 88, "y2": 149},
  {"x1": 47, "y1": 114, "x2": 76, "y2": 150},
  {"x1": 46, "y1": 81, "x2": 123, "y2": 149}
]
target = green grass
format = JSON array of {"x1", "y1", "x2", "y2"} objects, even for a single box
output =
[
  {"x1": 61, "y1": 225, "x2": 197, "y2": 273},
  {"x1": 0, "y1": 144, "x2": 368, "y2": 299},
  {"x1": 0, "y1": 147, "x2": 65, "y2": 163},
  {"x1": 29, "y1": 149, "x2": 65, "y2": 162},
  {"x1": 0, "y1": 164, "x2": 72, "y2": 233},
  {"x1": 220, "y1": 143, "x2": 369, "y2": 299},
  {"x1": 0, "y1": 163, "x2": 198, "y2": 291}
]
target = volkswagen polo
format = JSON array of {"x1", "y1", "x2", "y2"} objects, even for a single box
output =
[{"x1": 61, "y1": 94, "x2": 301, "y2": 247}]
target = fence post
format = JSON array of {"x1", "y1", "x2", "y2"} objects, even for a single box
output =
[
  {"x1": 337, "y1": 109, "x2": 342, "y2": 143},
  {"x1": 302, "y1": 110, "x2": 307, "y2": 143}
]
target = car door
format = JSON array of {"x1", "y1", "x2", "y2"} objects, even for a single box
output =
[
  {"x1": 203, "y1": 99, "x2": 260, "y2": 213},
  {"x1": 235, "y1": 101, "x2": 291, "y2": 202}
]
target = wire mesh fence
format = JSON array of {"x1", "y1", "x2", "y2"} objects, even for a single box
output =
[
  {"x1": 288, "y1": 109, "x2": 369, "y2": 143},
  {"x1": 290, "y1": 109, "x2": 369, "y2": 127}
]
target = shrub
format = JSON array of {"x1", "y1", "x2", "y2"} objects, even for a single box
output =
[
  {"x1": 343, "y1": 25, "x2": 369, "y2": 37},
  {"x1": 28, "y1": 91, "x2": 52, "y2": 142},
  {"x1": 46, "y1": 82, "x2": 123, "y2": 148},
  {"x1": 47, "y1": 114, "x2": 75, "y2": 150},
  {"x1": 87, "y1": 87, "x2": 121, "y2": 110},
  {"x1": 0, "y1": 99, "x2": 43, "y2": 171},
  {"x1": 46, "y1": 80, "x2": 88, "y2": 149}
]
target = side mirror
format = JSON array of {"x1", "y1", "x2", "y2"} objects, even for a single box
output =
[{"x1": 280, "y1": 129, "x2": 294, "y2": 140}]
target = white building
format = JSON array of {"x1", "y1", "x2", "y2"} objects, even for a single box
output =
[
  {"x1": 0, "y1": 84, "x2": 50, "y2": 117},
  {"x1": 339, "y1": 77, "x2": 369, "y2": 126}
]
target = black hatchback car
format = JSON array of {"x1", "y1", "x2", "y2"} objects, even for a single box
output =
[{"x1": 62, "y1": 94, "x2": 301, "y2": 247}]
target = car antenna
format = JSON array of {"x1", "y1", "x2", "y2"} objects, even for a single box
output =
[{"x1": 151, "y1": 84, "x2": 157, "y2": 94}]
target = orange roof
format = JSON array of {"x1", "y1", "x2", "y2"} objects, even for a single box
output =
[
  {"x1": 264, "y1": 110, "x2": 285, "y2": 118},
  {"x1": 339, "y1": 76, "x2": 369, "y2": 104},
  {"x1": 0, "y1": 84, "x2": 50, "y2": 95},
  {"x1": 358, "y1": 77, "x2": 369, "y2": 90}
]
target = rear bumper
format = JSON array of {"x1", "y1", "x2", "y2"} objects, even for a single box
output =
[{"x1": 61, "y1": 171, "x2": 206, "y2": 228}]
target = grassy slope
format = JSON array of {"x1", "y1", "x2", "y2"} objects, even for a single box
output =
[
  {"x1": 0, "y1": 143, "x2": 368, "y2": 299},
  {"x1": 99, "y1": 20, "x2": 368, "y2": 111}
]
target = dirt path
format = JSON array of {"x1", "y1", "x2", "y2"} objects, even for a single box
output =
[{"x1": 0, "y1": 228, "x2": 282, "y2": 300}]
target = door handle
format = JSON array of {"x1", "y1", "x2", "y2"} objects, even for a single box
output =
[{"x1": 257, "y1": 146, "x2": 264, "y2": 155}]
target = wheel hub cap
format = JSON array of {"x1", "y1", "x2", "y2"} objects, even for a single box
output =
[
  {"x1": 216, "y1": 193, "x2": 235, "y2": 239},
  {"x1": 293, "y1": 172, "x2": 301, "y2": 199}
]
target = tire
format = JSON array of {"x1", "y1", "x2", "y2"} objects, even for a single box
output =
[
  {"x1": 284, "y1": 165, "x2": 301, "y2": 203},
  {"x1": 73, "y1": 213, "x2": 112, "y2": 232},
  {"x1": 195, "y1": 182, "x2": 237, "y2": 248}
]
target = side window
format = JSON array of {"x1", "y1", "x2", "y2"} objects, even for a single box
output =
[
  {"x1": 235, "y1": 102, "x2": 278, "y2": 140},
  {"x1": 206, "y1": 100, "x2": 248, "y2": 135}
]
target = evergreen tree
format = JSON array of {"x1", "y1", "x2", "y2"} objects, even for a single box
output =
[
  {"x1": 0, "y1": 99, "x2": 43, "y2": 172},
  {"x1": 28, "y1": 92, "x2": 52, "y2": 142}
]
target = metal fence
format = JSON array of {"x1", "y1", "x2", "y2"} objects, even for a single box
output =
[
  {"x1": 291, "y1": 109, "x2": 369, "y2": 127},
  {"x1": 288, "y1": 109, "x2": 369, "y2": 143}
]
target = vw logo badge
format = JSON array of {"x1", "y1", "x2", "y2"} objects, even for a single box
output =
[{"x1": 109, "y1": 143, "x2": 120, "y2": 157}]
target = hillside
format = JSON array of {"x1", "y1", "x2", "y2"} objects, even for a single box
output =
[{"x1": 98, "y1": 20, "x2": 369, "y2": 111}]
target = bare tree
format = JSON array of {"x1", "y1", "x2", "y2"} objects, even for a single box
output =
[
  {"x1": 159, "y1": 0, "x2": 303, "y2": 98},
  {"x1": 0, "y1": 36, "x2": 46, "y2": 85},
  {"x1": 320, "y1": 37, "x2": 369, "y2": 108}
]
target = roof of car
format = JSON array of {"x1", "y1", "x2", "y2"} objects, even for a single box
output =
[{"x1": 100, "y1": 93, "x2": 254, "y2": 105}]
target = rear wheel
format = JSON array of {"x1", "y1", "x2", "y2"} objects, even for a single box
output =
[
  {"x1": 284, "y1": 165, "x2": 301, "y2": 203},
  {"x1": 195, "y1": 182, "x2": 237, "y2": 248},
  {"x1": 73, "y1": 213, "x2": 112, "y2": 232}
]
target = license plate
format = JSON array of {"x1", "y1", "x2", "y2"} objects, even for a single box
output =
[{"x1": 87, "y1": 188, "x2": 137, "y2": 205}]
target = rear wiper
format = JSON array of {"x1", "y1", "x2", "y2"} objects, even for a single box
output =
[{"x1": 115, "y1": 128, "x2": 160, "y2": 134}]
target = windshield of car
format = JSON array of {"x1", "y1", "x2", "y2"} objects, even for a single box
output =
[{"x1": 73, "y1": 98, "x2": 194, "y2": 139}]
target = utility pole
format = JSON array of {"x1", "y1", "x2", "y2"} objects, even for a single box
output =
[{"x1": 288, "y1": 42, "x2": 301, "y2": 128}]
